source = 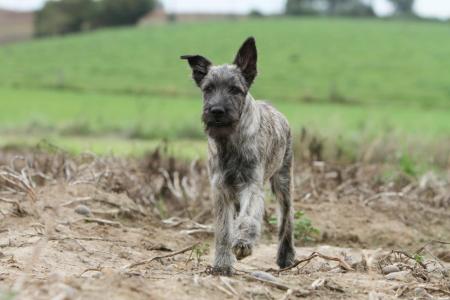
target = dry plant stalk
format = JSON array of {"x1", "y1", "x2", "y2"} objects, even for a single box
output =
[
  {"x1": 268, "y1": 251, "x2": 354, "y2": 273},
  {"x1": 49, "y1": 236, "x2": 127, "y2": 243},
  {"x1": 242, "y1": 274, "x2": 291, "y2": 291},
  {"x1": 0, "y1": 169, "x2": 37, "y2": 200},
  {"x1": 122, "y1": 243, "x2": 200, "y2": 269},
  {"x1": 415, "y1": 240, "x2": 450, "y2": 254},
  {"x1": 83, "y1": 217, "x2": 122, "y2": 227}
]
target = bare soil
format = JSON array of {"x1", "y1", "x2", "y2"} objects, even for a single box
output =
[{"x1": 1, "y1": 149, "x2": 449, "y2": 299}]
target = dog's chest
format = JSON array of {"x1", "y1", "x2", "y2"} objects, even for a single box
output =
[
  {"x1": 221, "y1": 153, "x2": 257, "y2": 187},
  {"x1": 209, "y1": 141, "x2": 259, "y2": 189}
]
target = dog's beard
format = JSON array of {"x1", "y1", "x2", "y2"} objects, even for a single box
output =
[
  {"x1": 205, "y1": 122, "x2": 235, "y2": 139},
  {"x1": 202, "y1": 115, "x2": 237, "y2": 139}
]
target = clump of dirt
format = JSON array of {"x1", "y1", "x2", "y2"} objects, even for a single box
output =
[{"x1": 1, "y1": 148, "x2": 449, "y2": 299}]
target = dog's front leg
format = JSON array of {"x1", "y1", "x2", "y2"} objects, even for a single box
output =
[
  {"x1": 232, "y1": 183, "x2": 264, "y2": 260},
  {"x1": 212, "y1": 191, "x2": 235, "y2": 276}
]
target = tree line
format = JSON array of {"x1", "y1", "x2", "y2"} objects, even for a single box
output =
[
  {"x1": 286, "y1": 0, "x2": 415, "y2": 17},
  {"x1": 36, "y1": 0, "x2": 416, "y2": 37}
]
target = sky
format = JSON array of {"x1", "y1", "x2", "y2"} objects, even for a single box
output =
[{"x1": 0, "y1": 0, "x2": 449, "y2": 19}]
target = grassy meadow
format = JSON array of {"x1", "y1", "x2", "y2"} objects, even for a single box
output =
[{"x1": 0, "y1": 18, "x2": 449, "y2": 163}]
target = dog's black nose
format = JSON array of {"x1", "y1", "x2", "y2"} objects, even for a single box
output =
[{"x1": 210, "y1": 106, "x2": 225, "y2": 116}]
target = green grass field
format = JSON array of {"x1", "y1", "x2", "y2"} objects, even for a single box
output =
[
  {"x1": 0, "y1": 18, "x2": 449, "y2": 160},
  {"x1": 1, "y1": 18, "x2": 449, "y2": 106},
  {"x1": 1, "y1": 86, "x2": 450, "y2": 138}
]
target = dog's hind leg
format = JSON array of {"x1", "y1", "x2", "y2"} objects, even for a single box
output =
[{"x1": 270, "y1": 146, "x2": 296, "y2": 269}]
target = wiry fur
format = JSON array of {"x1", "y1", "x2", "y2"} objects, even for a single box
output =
[{"x1": 181, "y1": 37, "x2": 295, "y2": 275}]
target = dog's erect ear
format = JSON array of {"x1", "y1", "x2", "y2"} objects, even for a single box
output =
[
  {"x1": 233, "y1": 37, "x2": 257, "y2": 87},
  {"x1": 180, "y1": 55, "x2": 212, "y2": 87}
]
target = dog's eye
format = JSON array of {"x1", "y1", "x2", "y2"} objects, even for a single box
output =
[
  {"x1": 203, "y1": 85, "x2": 214, "y2": 94},
  {"x1": 229, "y1": 86, "x2": 242, "y2": 95}
]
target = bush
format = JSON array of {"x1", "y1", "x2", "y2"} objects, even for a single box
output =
[
  {"x1": 293, "y1": 210, "x2": 320, "y2": 243},
  {"x1": 35, "y1": 0, "x2": 96, "y2": 37}
]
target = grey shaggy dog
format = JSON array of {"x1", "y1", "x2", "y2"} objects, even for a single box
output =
[{"x1": 181, "y1": 37, "x2": 295, "y2": 275}]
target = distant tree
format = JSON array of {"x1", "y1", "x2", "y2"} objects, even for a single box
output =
[
  {"x1": 388, "y1": 0, "x2": 415, "y2": 15},
  {"x1": 327, "y1": 0, "x2": 375, "y2": 16},
  {"x1": 95, "y1": 0, "x2": 156, "y2": 27},
  {"x1": 35, "y1": 0, "x2": 96, "y2": 37},
  {"x1": 328, "y1": 0, "x2": 340, "y2": 15},
  {"x1": 35, "y1": 0, "x2": 155, "y2": 37},
  {"x1": 285, "y1": 0, "x2": 322, "y2": 15},
  {"x1": 249, "y1": 9, "x2": 264, "y2": 18},
  {"x1": 286, "y1": 0, "x2": 374, "y2": 17}
]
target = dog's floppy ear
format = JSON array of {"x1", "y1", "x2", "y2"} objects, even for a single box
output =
[
  {"x1": 181, "y1": 55, "x2": 212, "y2": 87},
  {"x1": 233, "y1": 37, "x2": 257, "y2": 87}
]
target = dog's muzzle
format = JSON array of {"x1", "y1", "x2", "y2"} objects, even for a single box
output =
[
  {"x1": 202, "y1": 105, "x2": 237, "y2": 138},
  {"x1": 204, "y1": 106, "x2": 233, "y2": 128}
]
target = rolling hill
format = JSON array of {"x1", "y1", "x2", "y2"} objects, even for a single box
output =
[{"x1": 1, "y1": 18, "x2": 449, "y2": 106}]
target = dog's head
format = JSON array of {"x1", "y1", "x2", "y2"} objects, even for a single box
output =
[{"x1": 181, "y1": 37, "x2": 258, "y2": 139}]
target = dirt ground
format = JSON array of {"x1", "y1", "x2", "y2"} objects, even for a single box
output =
[{"x1": 1, "y1": 149, "x2": 449, "y2": 300}]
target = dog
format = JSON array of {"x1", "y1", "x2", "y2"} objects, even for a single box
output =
[{"x1": 181, "y1": 37, "x2": 295, "y2": 275}]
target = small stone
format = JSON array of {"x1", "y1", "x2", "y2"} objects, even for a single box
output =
[
  {"x1": 193, "y1": 274, "x2": 201, "y2": 286},
  {"x1": 414, "y1": 287, "x2": 433, "y2": 299},
  {"x1": 368, "y1": 291, "x2": 389, "y2": 300},
  {"x1": 56, "y1": 283, "x2": 77, "y2": 300},
  {"x1": 74, "y1": 205, "x2": 91, "y2": 216},
  {"x1": 385, "y1": 270, "x2": 411, "y2": 281},
  {"x1": 250, "y1": 271, "x2": 277, "y2": 282},
  {"x1": 364, "y1": 248, "x2": 389, "y2": 271},
  {"x1": 329, "y1": 267, "x2": 345, "y2": 273},
  {"x1": 80, "y1": 270, "x2": 102, "y2": 278},
  {"x1": 90, "y1": 271, "x2": 102, "y2": 279},
  {"x1": 165, "y1": 264, "x2": 177, "y2": 272},
  {"x1": 101, "y1": 267, "x2": 115, "y2": 275},
  {"x1": 325, "y1": 279, "x2": 344, "y2": 292},
  {"x1": 311, "y1": 278, "x2": 344, "y2": 292},
  {"x1": 48, "y1": 271, "x2": 66, "y2": 281},
  {"x1": 437, "y1": 250, "x2": 450, "y2": 263},
  {"x1": 293, "y1": 289, "x2": 311, "y2": 297},
  {"x1": 425, "y1": 263, "x2": 441, "y2": 273},
  {"x1": 382, "y1": 265, "x2": 400, "y2": 274},
  {"x1": 325, "y1": 171, "x2": 339, "y2": 179},
  {"x1": 311, "y1": 278, "x2": 326, "y2": 289},
  {"x1": 54, "y1": 224, "x2": 66, "y2": 233},
  {"x1": 119, "y1": 251, "x2": 131, "y2": 259}
]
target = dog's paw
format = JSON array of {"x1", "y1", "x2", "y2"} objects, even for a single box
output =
[
  {"x1": 277, "y1": 248, "x2": 296, "y2": 269},
  {"x1": 232, "y1": 239, "x2": 253, "y2": 260},
  {"x1": 210, "y1": 265, "x2": 233, "y2": 276}
]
